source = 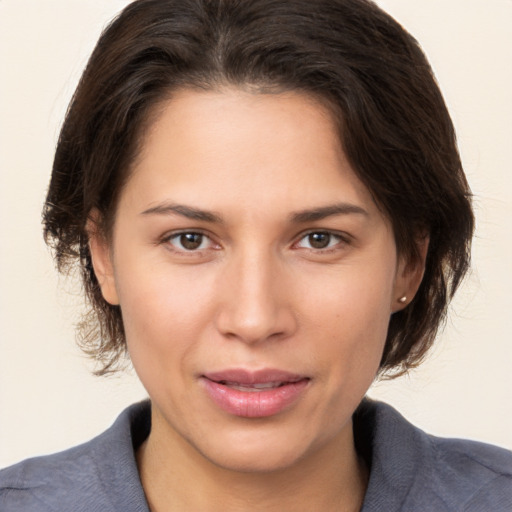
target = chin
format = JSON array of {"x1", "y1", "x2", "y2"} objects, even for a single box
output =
[
  {"x1": 206, "y1": 445, "x2": 305, "y2": 474},
  {"x1": 189, "y1": 423, "x2": 321, "y2": 474}
]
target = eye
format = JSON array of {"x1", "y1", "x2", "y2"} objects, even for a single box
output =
[
  {"x1": 295, "y1": 231, "x2": 346, "y2": 250},
  {"x1": 165, "y1": 232, "x2": 214, "y2": 251}
]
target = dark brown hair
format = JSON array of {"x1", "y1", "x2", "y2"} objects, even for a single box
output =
[{"x1": 43, "y1": 0, "x2": 474, "y2": 375}]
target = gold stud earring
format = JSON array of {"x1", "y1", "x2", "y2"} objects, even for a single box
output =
[{"x1": 398, "y1": 296, "x2": 407, "y2": 304}]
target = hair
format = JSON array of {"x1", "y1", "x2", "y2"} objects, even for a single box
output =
[{"x1": 43, "y1": 0, "x2": 474, "y2": 376}]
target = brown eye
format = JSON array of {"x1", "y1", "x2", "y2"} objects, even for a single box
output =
[
  {"x1": 307, "y1": 232, "x2": 331, "y2": 249},
  {"x1": 179, "y1": 233, "x2": 204, "y2": 250},
  {"x1": 295, "y1": 231, "x2": 346, "y2": 251},
  {"x1": 166, "y1": 232, "x2": 210, "y2": 251}
]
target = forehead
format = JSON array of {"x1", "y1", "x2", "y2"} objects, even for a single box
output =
[{"x1": 123, "y1": 87, "x2": 380, "y2": 221}]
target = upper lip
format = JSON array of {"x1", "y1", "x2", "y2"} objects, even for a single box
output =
[{"x1": 202, "y1": 369, "x2": 308, "y2": 385}]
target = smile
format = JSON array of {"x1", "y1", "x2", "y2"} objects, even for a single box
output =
[
  {"x1": 219, "y1": 381, "x2": 292, "y2": 392},
  {"x1": 201, "y1": 369, "x2": 310, "y2": 418}
]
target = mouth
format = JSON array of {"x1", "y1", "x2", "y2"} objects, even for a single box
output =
[
  {"x1": 201, "y1": 369, "x2": 310, "y2": 418},
  {"x1": 216, "y1": 380, "x2": 301, "y2": 392}
]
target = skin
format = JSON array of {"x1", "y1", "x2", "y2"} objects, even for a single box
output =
[{"x1": 89, "y1": 88, "x2": 426, "y2": 511}]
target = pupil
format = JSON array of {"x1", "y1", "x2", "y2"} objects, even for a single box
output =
[
  {"x1": 180, "y1": 233, "x2": 202, "y2": 250},
  {"x1": 309, "y1": 232, "x2": 330, "y2": 249}
]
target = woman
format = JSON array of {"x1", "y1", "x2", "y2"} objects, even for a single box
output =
[{"x1": 1, "y1": 0, "x2": 511, "y2": 510}]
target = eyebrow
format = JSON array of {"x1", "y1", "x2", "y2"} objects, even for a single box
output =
[
  {"x1": 290, "y1": 203, "x2": 368, "y2": 223},
  {"x1": 141, "y1": 202, "x2": 223, "y2": 223},
  {"x1": 140, "y1": 201, "x2": 368, "y2": 224}
]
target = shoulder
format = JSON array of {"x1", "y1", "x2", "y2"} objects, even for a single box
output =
[
  {"x1": 426, "y1": 434, "x2": 512, "y2": 509},
  {"x1": 358, "y1": 399, "x2": 512, "y2": 512},
  {"x1": 0, "y1": 442, "x2": 102, "y2": 512},
  {"x1": 0, "y1": 401, "x2": 151, "y2": 512}
]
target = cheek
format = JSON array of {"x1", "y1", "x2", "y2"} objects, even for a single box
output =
[
  {"x1": 298, "y1": 257, "x2": 395, "y2": 374},
  {"x1": 302, "y1": 257, "x2": 395, "y2": 329},
  {"x1": 114, "y1": 255, "x2": 218, "y2": 369}
]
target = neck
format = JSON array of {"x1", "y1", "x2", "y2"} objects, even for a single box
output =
[{"x1": 137, "y1": 408, "x2": 368, "y2": 512}]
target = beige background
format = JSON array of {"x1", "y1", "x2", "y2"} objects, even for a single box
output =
[{"x1": 1, "y1": 0, "x2": 511, "y2": 467}]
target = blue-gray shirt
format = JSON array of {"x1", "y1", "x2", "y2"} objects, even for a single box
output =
[{"x1": 1, "y1": 400, "x2": 511, "y2": 511}]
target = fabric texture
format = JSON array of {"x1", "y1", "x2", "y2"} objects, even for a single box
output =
[{"x1": 1, "y1": 399, "x2": 511, "y2": 511}]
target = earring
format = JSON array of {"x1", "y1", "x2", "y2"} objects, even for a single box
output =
[{"x1": 398, "y1": 296, "x2": 407, "y2": 304}]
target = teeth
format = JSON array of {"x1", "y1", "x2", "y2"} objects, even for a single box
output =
[{"x1": 222, "y1": 381, "x2": 283, "y2": 391}]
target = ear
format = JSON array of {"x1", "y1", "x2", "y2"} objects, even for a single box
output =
[
  {"x1": 391, "y1": 236, "x2": 429, "y2": 313},
  {"x1": 86, "y1": 211, "x2": 120, "y2": 306}
]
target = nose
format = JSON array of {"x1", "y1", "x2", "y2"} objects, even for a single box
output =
[{"x1": 214, "y1": 248, "x2": 297, "y2": 344}]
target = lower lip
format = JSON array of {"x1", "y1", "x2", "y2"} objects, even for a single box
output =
[{"x1": 201, "y1": 378, "x2": 309, "y2": 418}]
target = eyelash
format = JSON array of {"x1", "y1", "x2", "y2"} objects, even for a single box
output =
[
  {"x1": 162, "y1": 231, "x2": 219, "y2": 253},
  {"x1": 161, "y1": 230, "x2": 350, "y2": 254},
  {"x1": 293, "y1": 230, "x2": 350, "y2": 252}
]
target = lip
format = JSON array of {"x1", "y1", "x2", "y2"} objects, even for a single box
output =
[{"x1": 201, "y1": 369, "x2": 310, "y2": 418}]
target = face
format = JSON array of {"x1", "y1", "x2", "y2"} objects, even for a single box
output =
[{"x1": 91, "y1": 88, "x2": 421, "y2": 473}]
